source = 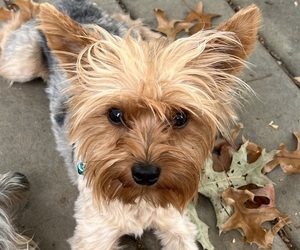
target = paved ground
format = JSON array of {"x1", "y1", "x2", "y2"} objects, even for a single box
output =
[
  {"x1": 232, "y1": 0, "x2": 300, "y2": 77},
  {"x1": 0, "y1": 0, "x2": 299, "y2": 249}
]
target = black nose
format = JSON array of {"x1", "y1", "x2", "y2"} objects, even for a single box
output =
[{"x1": 131, "y1": 163, "x2": 161, "y2": 186}]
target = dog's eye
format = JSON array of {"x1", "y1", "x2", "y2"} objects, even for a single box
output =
[
  {"x1": 108, "y1": 108, "x2": 124, "y2": 125},
  {"x1": 173, "y1": 112, "x2": 188, "y2": 128}
]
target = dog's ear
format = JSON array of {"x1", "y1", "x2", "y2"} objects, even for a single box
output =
[
  {"x1": 214, "y1": 4, "x2": 261, "y2": 74},
  {"x1": 38, "y1": 3, "x2": 99, "y2": 66}
]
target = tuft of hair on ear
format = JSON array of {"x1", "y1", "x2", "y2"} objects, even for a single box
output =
[
  {"x1": 37, "y1": 3, "x2": 100, "y2": 66},
  {"x1": 214, "y1": 4, "x2": 261, "y2": 74}
]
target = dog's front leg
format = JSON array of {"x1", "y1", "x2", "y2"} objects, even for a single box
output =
[
  {"x1": 153, "y1": 210, "x2": 198, "y2": 250},
  {"x1": 69, "y1": 184, "x2": 123, "y2": 250},
  {"x1": 69, "y1": 213, "x2": 121, "y2": 250}
]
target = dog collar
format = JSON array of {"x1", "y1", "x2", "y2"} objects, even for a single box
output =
[{"x1": 77, "y1": 162, "x2": 86, "y2": 175}]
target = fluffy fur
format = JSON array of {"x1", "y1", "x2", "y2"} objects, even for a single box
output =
[
  {"x1": 0, "y1": 0, "x2": 260, "y2": 249},
  {"x1": 0, "y1": 0, "x2": 46, "y2": 82},
  {"x1": 0, "y1": 172, "x2": 37, "y2": 250}
]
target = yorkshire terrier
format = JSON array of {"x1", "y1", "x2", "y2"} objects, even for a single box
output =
[
  {"x1": 0, "y1": 172, "x2": 36, "y2": 249},
  {"x1": 0, "y1": 0, "x2": 260, "y2": 249}
]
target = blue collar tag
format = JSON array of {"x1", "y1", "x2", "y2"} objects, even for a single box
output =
[{"x1": 77, "y1": 162, "x2": 86, "y2": 175}]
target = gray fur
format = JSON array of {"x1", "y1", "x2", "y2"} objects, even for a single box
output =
[
  {"x1": 0, "y1": 19, "x2": 47, "y2": 82},
  {"x1": 0, "y1": 172, "x2": 36, "y2": 250},
  {"x1": 1, "y1": 0, "x2": 130, "y2": 181},
  {"x1": 55, "y1": 0, "x2": 129, "y2": 36}
]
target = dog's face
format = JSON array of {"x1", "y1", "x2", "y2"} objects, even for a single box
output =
[{"x1": 39, "y1": 4, "x2": 260, "y2": 211}]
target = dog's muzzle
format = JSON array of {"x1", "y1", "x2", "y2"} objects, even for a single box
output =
[{"x1": 131, "y1": 163, "x2": 161, "y2": 186}]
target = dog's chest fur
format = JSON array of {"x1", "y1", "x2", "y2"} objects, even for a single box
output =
[{"x1": 69, "y1": 177, "x2": 197, "y2": 249}]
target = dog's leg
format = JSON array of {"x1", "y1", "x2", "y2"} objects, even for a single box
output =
[
  {"x1": 0, "y1": 0, "x2": 46, "y2": 83},
  {"x1": 154, "y1": 212, "x2": 198, "y2": 250},
  {"x1": 69, "y1": 220, "x2": 121, "y2": 249},
  {"x1": 69, "y1": 189, "x2": 122, "y2": 250}
]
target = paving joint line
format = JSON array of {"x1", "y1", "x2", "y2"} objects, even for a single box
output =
[{"x1": 225, "y1": 0, "x2": 300, "y2": 89}]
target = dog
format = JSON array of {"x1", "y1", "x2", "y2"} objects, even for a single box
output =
[
  {"x1": 0, "y1": 0, "x2": 260, "y2": 249},
  {"x1": 0, "y1": 172, "x2": 37, "y2": 249}
]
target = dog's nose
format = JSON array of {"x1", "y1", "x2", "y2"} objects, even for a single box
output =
[{"x1": 131, "y1": 163, "x2": 161, "y2": 186}]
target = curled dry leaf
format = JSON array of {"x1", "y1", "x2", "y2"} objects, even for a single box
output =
[
  {"x1": 212, "y1": 123, "x2": 243, "y2": 172},
  {"x1": 213, "y1": 124, "x2": 267, "y2": 171},
  {"x1": 221, "y1": 187, "x2": 291, "y2": 249},
  {"x1": 242, "y1": 136, "x2": 265, "y2": 163},
  {"x1": 154, "y1": 8, "x2": 193, "y2": 40},
  {"x1": 200, "y1": 142, "x2": 275, "y2": 229},
  {"x1": 239, "y1": 183, "x2": 275, "y2": 209},
  {"x1": 212, "y1": 145, "x2": 233, "y2": 172},
  {"x1": 184, "y1": 1, "x2": 220, "y2": 35},
  {"x1": 264, "y1": 131, "x2": 300, "y2": 174},
  {"x1": 269, "y1": 120, "x2": 279, "y2": 129}
]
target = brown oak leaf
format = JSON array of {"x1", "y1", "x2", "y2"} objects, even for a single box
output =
[
  {"x1": 212, "y1": 123, "x2": 243, "y2": 172},
  {"x1": 221, "y1": 187, "x2": 291, "y2": 249},
  {"x1": 239, "y1": 184, "x2": 275, "y2": 209},
  {"x1": 154, "y1": 8, "x2": 193, "y2": 40},
  {"x1": 242, "y1": 136, "x2": 265, "y2": 163},
  {"x1": 184, "y1": 1, "x2": 220, "y2": 35},
  {"x1": 264, "y1": 131, "x2": 300, "y2": 174},
  {"x1": 212, "y1": 124, "x2": 274, "y2": 173}
]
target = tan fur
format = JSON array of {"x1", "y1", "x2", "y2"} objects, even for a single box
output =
[
  {"x1": 0, "y1": 7, "x2": 13, "y2": 22},
  {"x1": 0, "y1": 0, "x2": 46, "y2": 82},
  {"x1": 216, "y1": 4, "x2": 261, "y2": 74},
  {"x1": 0, "y1": 0, "x2": 40, "y2": 22},
  {"x1": 38, "y1": 3, "x2": 261, "y2": 213},
  {"x1": 71, "y1": 179, "x2": 199, "y2": 249},
  {"x1": 37, "y1": 3, "x2": 100, "y2": 66},
  {"x1": 0, "y1": 0, "x2": 40, "y2": 40}
]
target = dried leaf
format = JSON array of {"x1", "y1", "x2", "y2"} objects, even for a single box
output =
[
  {"x1": 212, "y1": 145, "x2": 233, "y2": 172},
  {"x1": 221, "y1": 187, "x2": 291, "y2": 249},
  {"x1": 154, "y1": 9, "x2": 193, "y2": 40},
  {"x1": 200, "y1": 142, "x2": 275, "y2": 229},
  {"x1": 264, "y1": 131, "x2": 300, "y2": 174},
  {"x1": 239, "y1": 184, "x2": 274, "y2": 209},
  {"x1": 269, "y1": 120, "x2": 279, "y2": 129},
  {"x1": 184, "y1": 1, "x2": 220, "y2": 35},
  {"x1": 187, "y1": 203, "x2": 214, "y2": 250},
  {"x1": 212, "y1": 123, "x2": 243, "y2": 172},
  {"x1": 242, "y1": 136, "x2": 265, "y2": 163}
]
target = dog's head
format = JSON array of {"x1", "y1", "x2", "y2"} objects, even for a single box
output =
[{"x1": 39, "y1": 4, "x2": 260, "y2": 211}]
